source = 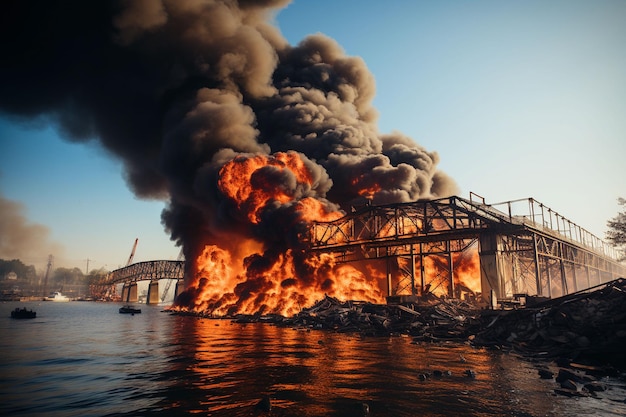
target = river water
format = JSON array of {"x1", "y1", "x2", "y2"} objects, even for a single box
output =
[{"x1": 1, "y1": 301, "x2": 625, "y2": 417}]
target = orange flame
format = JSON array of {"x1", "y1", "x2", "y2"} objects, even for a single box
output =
[
  {"x1": 178, "y1": 150, "x2": 385, "y2": 316},
  {"x1": 351, "y1": 174, "x2": 382, "y2": 200},
  {"x1": 395, "y1": 246, "x2": 481, "y2": 298},
  {"x1": 295, "y1": 197, "x2": 343, "y2": 223},
  {"x1": 453, "y1": 247, "x2": 481, "y2": 296},
  {"x1": 218, "y1": 151, "x2": 315, "y2": 224},
  {"x1": 185, "y1": 244, "x2": 384, "y2": 316}
]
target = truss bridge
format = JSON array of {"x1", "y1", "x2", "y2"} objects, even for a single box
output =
[
  {"x1": 308, "y1": 194, "x2": 625, "y2": 306},
  {"x1": 92, "y1": 260, "x2": 185, "y2": 304}
]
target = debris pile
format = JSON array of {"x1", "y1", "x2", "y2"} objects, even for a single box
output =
[
  {"x1": 538, "y1": 361, "x2": 621, "y2": 398},
  {"x1": 473, "y1": 278, "x2": 626, "y2": 368},
  {"x1": 277, "y1": 295, "x2": 481, "y2": 340}
]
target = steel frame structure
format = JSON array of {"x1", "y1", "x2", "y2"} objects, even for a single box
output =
[
  {"x1": 91, "y1": 260, "x2": 185, "y2": 302},
  {"x1": 96, "y1": 260, "x2": 184, "y2": 286},
  {"x1": 493, "y1": 231, "x2": 625, "y2": 299},
  {"x1": 307, "y1": 195, "x2": 626, "y2": 302}
]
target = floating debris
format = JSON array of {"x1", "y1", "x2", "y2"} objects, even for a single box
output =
[
  {"x1": 537, "y1": 368, "x2": 554, "y2": 379},
  {"x1": 255, "y1": 395, "x2": 272, "y2": 412}
]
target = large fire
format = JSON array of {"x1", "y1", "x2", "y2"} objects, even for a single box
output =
[
  {"x1": 0, "y1": 1, "x2": 463, "y2": 316},
  {"x1": 178, "y1": 150, "x2": 387, "y2": 316},
  {"x1": 183, "y1": 246, "x2": 386, "y2": 317},
  {"x1": 176, "y1": 147, "x2": 481, "y2": 317},
  {"x1": 217, "y1": 152, "x2": 327, "y2": 224},
  {"x1": 397, "y1": 249, "x2": 481, "y2": 299}
]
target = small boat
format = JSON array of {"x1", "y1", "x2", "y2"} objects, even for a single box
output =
[
  {"x1": 45, "y1": 291, "x2": 70, "y2": 302},
  {"x1": 11, "y1": 307, "x2": 36, "y2": 319},
  {"x1": 119, "y1": 305, "x2": 141, "y2": 314}
]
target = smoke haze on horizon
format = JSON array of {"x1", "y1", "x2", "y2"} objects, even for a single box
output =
[{"x1": 0, "y1": 195, "x2": 65, "y2": 269}]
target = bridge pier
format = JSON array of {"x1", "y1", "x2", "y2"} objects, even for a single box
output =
[
  {"x1": 479, "y1": 233, "x2": 503, "y2": 300},
  {"x1": 121, "y1": 284, "x2": 129, "y2": 302},
  {"x1": 174, "y1": 280, "x2": 184, "y2": 302},
  {"x1": 122, "y1": 282, "x2": 138, "y2": 303},
  {"x1": 146, "y1": 280, "x2": 160, "y2": 305}
]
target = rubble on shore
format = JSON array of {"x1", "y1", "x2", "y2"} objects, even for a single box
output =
[
  {"x1": 473, "y1": 278, "x2": 626, "y2": 369},
  {"x1": 273, "y1": 295, "x2": 481, "y2": 341}
]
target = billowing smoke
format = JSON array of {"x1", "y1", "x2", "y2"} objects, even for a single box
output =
[
  {"x1": 0, "y1": 194, "x2": 65, "y2": 270},
  {"x1": 0, "y1": 0, "x2": 457, "y2": 314}
]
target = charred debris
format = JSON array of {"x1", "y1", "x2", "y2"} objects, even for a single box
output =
[{"x1": 170, "y1": 278, "x2": 626, "y2": 371}]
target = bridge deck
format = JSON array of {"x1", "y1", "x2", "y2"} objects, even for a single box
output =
[{"x1": 97, "y1": 260, "x2": 184, "y2": 286}]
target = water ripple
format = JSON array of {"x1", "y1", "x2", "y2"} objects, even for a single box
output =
[{"x1": 2, "y1": 302, "x2": 625, "y2": 417}]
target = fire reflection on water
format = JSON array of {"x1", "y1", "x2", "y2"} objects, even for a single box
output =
[
  {"x1": 160, "y1": 316, "x2": 578, "y2": 417},
  {"x1": 2, "y1": 302, "x2": 623, "y2": 417}
]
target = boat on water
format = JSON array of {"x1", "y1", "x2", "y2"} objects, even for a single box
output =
[
  {"x1": 119, "y1": 305, "x2": 141, "y2": 314},
  {"x1": 45, "y1": 292, "x2": 71, "y2": 302},
  {"x1": 11, "y1": 307, "x2": 36, "y2": 319}
]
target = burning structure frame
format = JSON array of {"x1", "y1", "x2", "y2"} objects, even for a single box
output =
[{"x1": 307, "y1": 194, "x2": 626, "y2": 305}]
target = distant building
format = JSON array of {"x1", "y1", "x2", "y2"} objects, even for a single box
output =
[{"x1": 5, "y1": 271, "x2": 17, "y2": 281}]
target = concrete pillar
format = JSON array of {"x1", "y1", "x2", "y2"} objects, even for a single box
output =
[
  {"x1": 386, "y1": 257, "x2": 393, "y2": 297},
  {"x1": 121, "y1": 283, "x2": 129, "y2": 302},
  {"x1": 127, "y1": 282, "x2": 138, "y2": 303},
  {"x1": 410, "y1": 245, "x2": 416, "y2": 296},
  {"x1": 447, "y1": 240, "x2": 455, "y2": 297},
  {"x1": 174, "y1": 280, "x2": 184, "y2": 302},
  {"x1": 147, "y1": 281, "x2": 160, "y2": 305},
  {"x1": 419, "y1": 243, "x2": 425, "y2": 294},
  {"x1": 479, "y1": 233, "x2": 500, "y2": 302}
]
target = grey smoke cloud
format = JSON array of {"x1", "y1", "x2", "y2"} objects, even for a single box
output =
[{"x1": 0, "y1": 195, "x2": 65, "y2": 269}]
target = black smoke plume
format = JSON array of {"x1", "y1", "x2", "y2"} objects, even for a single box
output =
[{"x1": 0, "y1": 0, "x2": 457, "y2": 311}]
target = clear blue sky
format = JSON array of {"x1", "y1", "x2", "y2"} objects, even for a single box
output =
[{"x1": 1, "y1": 0, "x2": 624, "y2": 272}]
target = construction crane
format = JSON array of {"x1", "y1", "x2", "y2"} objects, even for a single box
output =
[
  {"x1": 161, "y1": 248, "x2": 184, "y2": 303},
  {"x1": 126, "y1": 238, "x2": 139, "y2": 266},
  {"x1": 41, "y1": 255, "x2": 54, "y2": 297}
]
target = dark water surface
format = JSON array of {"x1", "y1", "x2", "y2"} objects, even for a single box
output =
[{"x1": 1, "y1": 302, "x2": 625, "y2": 416}]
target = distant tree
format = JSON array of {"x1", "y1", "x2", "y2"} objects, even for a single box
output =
[
  {"x1": 0, "y1": 259, "x2": 31, "y2": 280},
  {"x1": 86, "y1": 267, "x2": 108, "y2": 285},
  {"x1": 24, "y1": 265, "x2": 37, "y2": 283},
  {"x1": 606, "y1": 198, "x2": 626, "y2": 261},
  {"x1": 52, "y1": 267, "x2": 85, "y2": 287}
]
